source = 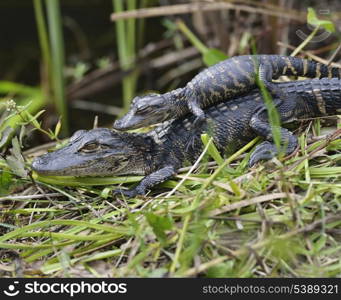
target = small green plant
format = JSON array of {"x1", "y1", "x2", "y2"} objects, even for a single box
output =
[{"x1": 176, "y1": 20, "x2": 228, "y2": 66}]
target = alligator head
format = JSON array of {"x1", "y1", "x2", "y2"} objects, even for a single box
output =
[
  {"x1": 113, "y1": 93, "x2": 176, "y2": 130},
  {"x1": 32, "y1": 128, "x2": 150, "y2": 177}
]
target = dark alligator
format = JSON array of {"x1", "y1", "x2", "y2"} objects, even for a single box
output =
[
  {"x1": 32, "y1": 78, "x2": 341, "y2": 198},
  {"x1": 113, "y1": 55, "x2": 341, "y2": 130}
]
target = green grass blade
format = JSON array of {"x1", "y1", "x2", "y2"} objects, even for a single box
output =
[
  {"x1": 46, "y1": 0, "x2": 68, "y2": 135},
  {"x1": 33, "y1": 0, "x2": 52, "y2": 94}
]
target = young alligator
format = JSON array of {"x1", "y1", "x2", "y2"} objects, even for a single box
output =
[
  {"x1": 32, "y1": 78, "x2": 341, "y2": 198},
  {"x1": 113, "y1": 55, "x2": 341, "y2": 130}
]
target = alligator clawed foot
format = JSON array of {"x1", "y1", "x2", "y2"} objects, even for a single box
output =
[
  {"x1": 249, "y1": 141, "x2": 277, "y2": 167},
  {"x1": 185, "y1": 135, "x2": 199, "y2": 152},
  {"x1": 112, "y1": 188, "x2": 140, "y2": 198},
  {"x1": 193, "y1": 114, "x2": 206, "y2": 128},
  {"x1": 184, "y1": 117, "x2": 208, "y2": 151}
]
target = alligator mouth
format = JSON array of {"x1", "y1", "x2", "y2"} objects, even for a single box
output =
[
  {"x1": 32, "y1": 158, "x2": 99, "y2": 176},
  {"x1": 113, "y1": 116, "x2": 141, "y2": 130}
]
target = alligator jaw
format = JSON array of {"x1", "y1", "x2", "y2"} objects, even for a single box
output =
[
  {"x1": 31, "y1": 155, "x2": 98, "y2": 176},
  {"x1": 113, "y1": 109, "x2": 145, "y2": 130}
]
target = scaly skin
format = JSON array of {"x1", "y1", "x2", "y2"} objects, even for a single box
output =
[
  {"x1": 113, "y1": 55, "x2": 341, "y2": 130},
  {"x1": 32, "y1": 78, "x2": 341, "y2": 198}
]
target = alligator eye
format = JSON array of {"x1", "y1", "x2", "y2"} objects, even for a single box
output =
[
  {"x1": 80, "y1": 143, "x2": 110, "y2": 153},
  {"x1": 136, "y1": 106, "x2": 152, "y2": 114},
  {"x1": 80, "y1": 142, "x2": 100, "y2": 153}
]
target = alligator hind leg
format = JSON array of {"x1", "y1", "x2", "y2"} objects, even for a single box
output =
[
  {"x1": 249, "y1": 141, "x2": 278, "y2": 167},
  {"x1": 249, "y1": 106, "x2": 298, "y2": 166},
  {"x1": 113, "y1": 165, "x2": 176, "y2": 198}
]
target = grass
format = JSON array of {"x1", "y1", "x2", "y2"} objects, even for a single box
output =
[
  {"x1": 1, "y1": 123, "x2": 340, "y2": 277},
  {"x1": 33, "y1": 0, "x2": 52, "y2": 86},
  {"x1": 1, "y1": 5, "x2": 341, "y2": 278},
  {"x1": 112, "y1": 0, "x2": 139, "y2": 113}
]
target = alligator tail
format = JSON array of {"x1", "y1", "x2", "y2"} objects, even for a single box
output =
[{"x1": 271, "y1": 55, "x2": 341, "y2": 79}]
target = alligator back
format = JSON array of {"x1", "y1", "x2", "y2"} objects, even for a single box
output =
[
  {"x1": 153, "y1": 78, "x2": 341, "y2": 164},
  {"x1": 281, "y1": 77, "x2": 341, "y2": 118},
  {"x1": 186, "y1": 55, "x2": 341, "y2": 107}
]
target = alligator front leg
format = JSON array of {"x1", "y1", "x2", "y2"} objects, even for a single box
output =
[
  {"x1": 184, "y1": 94, "x2": 208, "y2": 151},
  {"x1": 113, "y1": 165, "x2": 176, "y2": 198},
  {"x1": 249, "y1": 107, "x2": 298, "y2": 166}
]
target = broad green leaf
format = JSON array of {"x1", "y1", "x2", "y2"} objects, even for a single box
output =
[
  {"x1": 0, "y1": 169, "x2": 13, "y2": 196},
  {"x1": 145, "y1": 212, "x2": 173, "y2": 244},
  {"x1": 6, "y1": 137, "x2": 27, "y2": 178},
  {"x1": 100, "y1": 187, "x2": 112, "y2": 199},
  {"x1": 201, "y1": 133, "x2": 224, "y2": 165},
  {"x1": 54, "y1": 119, "x2": 62, "y2": 137},
  {"x1": 203, "y1": 48, "x2": 228, "y2": 66},
  {"x1": 228, "y1": 180, "x2": 242, "y2": 197},
  {"x1": 206, "y1": 261, "x2": 234, "y2": 278},
  {"x1": 0, "y1": 126, "x2": 14, "y2": 149}
]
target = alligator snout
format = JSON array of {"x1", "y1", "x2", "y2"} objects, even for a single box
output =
[
  {"x1": 113, "y1": 113, "x2": 139, "y2": 130},
  {"x1": 32, "y1": 156, "x2": 47, "y2": 167},
  {"x1": 31, "y1": 154, "x2": 54, "y2": 174},
  {"x1": 113, "y1": 119, "x2": 123, "y2": 130}
]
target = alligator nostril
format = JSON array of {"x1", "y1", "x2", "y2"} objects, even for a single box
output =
[
  {"x1": 113, "y1": 120, "x2": 122, "y2": 129},
  {"x1": 32, "y1": 156, "x2": 48, "y2": 169}
]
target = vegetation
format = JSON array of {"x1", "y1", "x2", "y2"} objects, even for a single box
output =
[{"x1": 0, "y1": 1, "x2": 340, "y2": 278}]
